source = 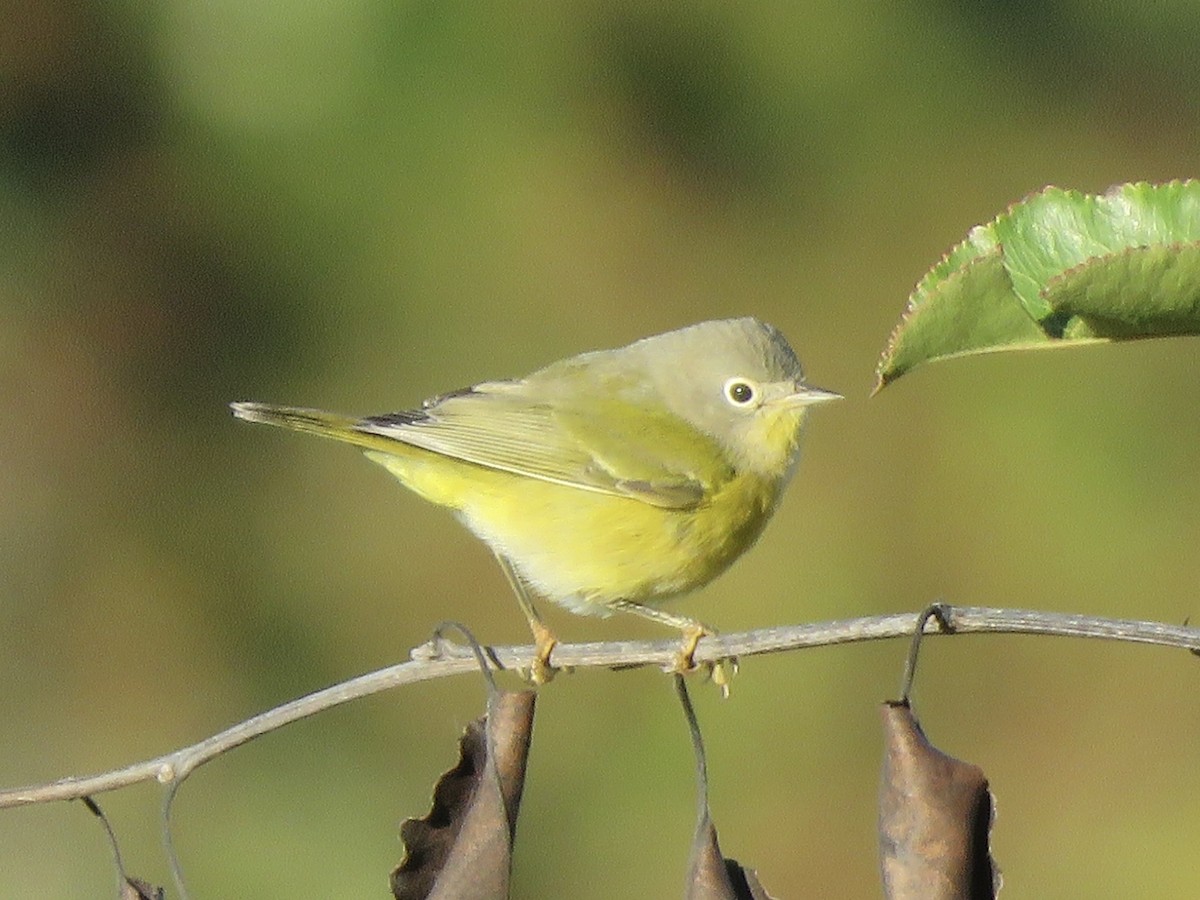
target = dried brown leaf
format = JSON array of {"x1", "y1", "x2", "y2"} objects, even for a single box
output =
[
  {"x1": 687, "y1": 810, "x2": 736, "y2": 899},
  {"x1": 391, "y1": 689, "x2": 536, "y2": 900},
  {"x1": 878, "y1": 701, "x2": 999, "y2": 899},
  {"x1": 686, "y1": 811, "x2": 774, "y2": 900},
  {"x1": 120, "y1": 878, "x2": 164, "y2": 900},
  {"x1": 679, "y1": 668, "x2": 775, "y2": 900}
]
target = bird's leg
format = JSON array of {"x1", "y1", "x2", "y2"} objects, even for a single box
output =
[
  {"x1": 608, "y1": 599, "x2": 738, "y2": 695},
  {"x1": 678, "y1": 621, "x2": 709, "y2": 670},
  {"x1": 495, "y1": 553, "x2": 559, "y2": 684}
]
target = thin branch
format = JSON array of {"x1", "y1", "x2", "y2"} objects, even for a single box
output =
[{"x1": 1, "y1": 606, "x2": 1196, "y2": 809}]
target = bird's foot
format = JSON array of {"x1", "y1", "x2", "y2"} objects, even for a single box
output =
[
  {"x1": 672, "y1": 623, "x2": 738, "y2": 698},
  {"x1": 521, "y1": 619, "x2": 564, "y2": 685}
]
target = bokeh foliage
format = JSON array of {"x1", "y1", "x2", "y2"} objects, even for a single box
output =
[{"x1": 3, "y1": 1, "x2": 1199, "y2": 896}]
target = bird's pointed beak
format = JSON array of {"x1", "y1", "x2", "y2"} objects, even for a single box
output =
[{"x1": 784, "y1": 382, "x2": 842, "y2": 407}]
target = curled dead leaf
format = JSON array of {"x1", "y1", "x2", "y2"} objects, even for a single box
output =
[
  {"x1": 392, "y1": 689, "x2": 536, "y2": 900},
  {"x1": 878, "y1": 701, "x2": 999, "y2": 899}
]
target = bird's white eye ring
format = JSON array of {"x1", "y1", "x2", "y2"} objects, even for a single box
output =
[{"x1": 723, "y1": 377, "x2": 758, "y2": 407}]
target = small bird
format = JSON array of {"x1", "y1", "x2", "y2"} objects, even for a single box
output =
[{"x1": 232, "y1": 317, "x2": 838, "y2": 683}]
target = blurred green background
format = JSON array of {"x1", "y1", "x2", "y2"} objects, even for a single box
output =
[{"x1": 3, "y1": 1, "x2": 1199, "y2": 896}]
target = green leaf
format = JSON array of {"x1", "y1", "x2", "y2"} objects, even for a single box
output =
[{"x1": 875, "y1": 180, "x2": 1200, "y2": 392}]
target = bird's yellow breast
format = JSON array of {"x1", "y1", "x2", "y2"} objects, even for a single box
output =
[{"x1": 367, "y1": 448, "x2": 784, "y2": 616}]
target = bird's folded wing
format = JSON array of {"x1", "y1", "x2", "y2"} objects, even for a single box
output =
[{"x1": 353, "y1": 385, "x2": 729, "y2": 510}]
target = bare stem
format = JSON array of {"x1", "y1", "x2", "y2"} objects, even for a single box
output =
[{"x1": 1, "y1": 605, "x2": 1196, "y2": 809}]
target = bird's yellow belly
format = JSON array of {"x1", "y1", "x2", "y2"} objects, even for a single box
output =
[{"x1": 368, "y1": 449, "x2": 780, "y2": 616}]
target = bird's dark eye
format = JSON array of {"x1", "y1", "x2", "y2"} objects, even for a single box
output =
[{"x1": 724, "y1": 378, "x2": 756, "y2": 406}]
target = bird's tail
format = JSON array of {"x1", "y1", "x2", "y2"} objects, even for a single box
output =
[{"x1": 230, "y1": 402, "x2": 400, "y2": 453}]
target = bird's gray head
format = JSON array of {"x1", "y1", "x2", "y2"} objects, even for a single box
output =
[{"x1": 629, "y1": 317, "x2": 839, "y2": 477}]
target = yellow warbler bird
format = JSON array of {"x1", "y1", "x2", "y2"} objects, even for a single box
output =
[{"x1": 231, "y1": 317, "x2": 838, "y2": 681}]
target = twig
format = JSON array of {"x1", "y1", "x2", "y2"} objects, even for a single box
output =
[
  {"x1": 1, "y1": 606, "x2": 1196, "y2": 809},
  {"x1": 899, "y1": 603, "x2": 954, "y2": 703}
]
